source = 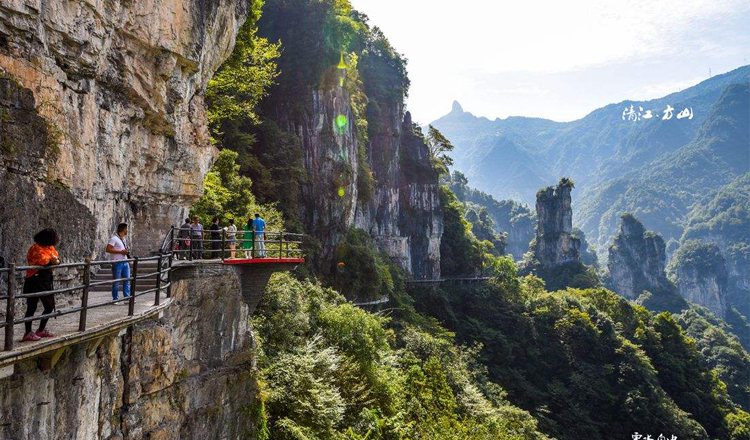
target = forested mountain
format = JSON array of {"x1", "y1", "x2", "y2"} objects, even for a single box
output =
[
  {"x1": 430, "y1": 66, "x2": 750, "y2": 255},
  {"x1": 577, "y1": 83, "x2": 750, "y2": 252}
]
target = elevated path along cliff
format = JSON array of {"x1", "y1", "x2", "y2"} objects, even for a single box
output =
[{"x1": 0, "y1": 229, "x2": 304, "y2": 374}]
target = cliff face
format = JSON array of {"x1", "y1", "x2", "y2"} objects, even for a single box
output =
[
  {"x1": 0, "y1": 0, "x2": 249, "y2": 261},
  {"x1": 0, "y1": 265, "x2": 261, "y2": 440},
  {"x1": 354, "y1": 111, "x2": 442, "y2": 280},
  {"x1": 505, "y1": 216, "x2": 535, "y2": 261},
  {"x1": 608, "y1": 214, "x2": 672, "y2": 300},
  {"x1": 531, "y1": 179, "x2": 580, "y2": 267},
  {"x1": 668, "y1": 241, "x2": 728, "y2": 317},
  {"x1": 274, "y1": 89, "x2": 442, "y2": 280}
]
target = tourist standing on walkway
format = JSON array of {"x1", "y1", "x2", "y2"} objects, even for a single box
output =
[
  {"x1": 106, "y1": 223, "x2": 130, "y2": 303},
  {"x1": 209, "y1": 217, "x2": 221, "y2": 259},
  {"x1": 21, "y1": 228, "x2": 60, "y2": 342},
  {"x1": 252, "y1": 213, "x2": 266, "y2": 258},
  {"x1": 242, "y1": 218, "x2": 253, "y2": 257},
  {"x1": 226, "y1": 219, "x2": 237, "y2": 259},
  {"x1": 177, "y1": 218, "x2": 191, "y2": 259},
  {"x1": 191, "y1": 216, "x2": 203, "y2": 259}
]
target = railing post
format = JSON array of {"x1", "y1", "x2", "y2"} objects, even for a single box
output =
[
  {"x1": 221, "y1": 228, "x2": 226, "y2": 261},
  {"x1": 154, "y1": 254, "x2": 162, "y2": 306},
  {"x1": 4, "y1": 263, "x2": 16, "y2": 351},
  {"x1": 128, "y1": 258, "x2": 138, "y2": 316},
  {"x1": 189, "y1": 233, "x2": 194, "y2": 261},
  {"x1": 170, "y1": 226, "x2": 175, "y2": 256},
  {"x1": 166, "y1": 251, "x2": 173, "y2": 299},
  {"x1": 79, "y1": 259, "x2": 91, "y2": 332}
]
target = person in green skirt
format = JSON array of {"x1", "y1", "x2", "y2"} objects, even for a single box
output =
[{"x1": 242, "y1": 217, "x2": 254, "y2": 257}]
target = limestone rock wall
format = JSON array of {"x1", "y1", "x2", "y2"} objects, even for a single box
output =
[
  {"x1": 280, "y1": 87, "x2": 442, "y2": 280},
  {"x1": 354, "y1": 111, "x2": 442, "y2": 280},
  {"x1": 0, "y1": 0, "x2": 249, "y2": 261},
  {"x1": 608, "y1": 214, "x2": 671, "y2": 299},
  {"x1": 530, "y1": 179, "x2": 580, "y2": 267},
  {"x1": 0, "y1": 264, "x2": 260, "y2": 440},
  {"x1": 668, "y1": 240, "x2": 728, "y2": 317}
]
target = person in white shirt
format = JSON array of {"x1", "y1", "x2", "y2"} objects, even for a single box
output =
[
  {"x1": 226, "y1": 218, "x2": 238, "y2": 259},
  {"x1": 105, "y1": 223, "x2": 130, "y2": 301}
]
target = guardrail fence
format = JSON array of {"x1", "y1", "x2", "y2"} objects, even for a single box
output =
[{"x1": 1, "y1": 227, "x2": 304, "y2": 351}]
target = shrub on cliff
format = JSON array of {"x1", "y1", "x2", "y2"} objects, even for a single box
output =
[
  {"x1": 439, "y1": 186, "x2": 485, "y2": 277},
  {"x1": 332, "y1": 228, "x2": 397, "y2": 301}
]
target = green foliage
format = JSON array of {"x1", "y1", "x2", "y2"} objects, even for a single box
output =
[
  {"x1": 448, "y1": 171, "x2": 535, "y2": 260},
  {"x1": 218, "y1": 118, "x2": 306, "y2": 230},
  {"x1": 190, "y1": 149, "x2": 283, "y2": 229},
  {"x1": 526, "y1": 260, "x2": 601, "y2": 292},
  {"x1": 571, "y1": 227, "x2": 598, "y2": 267},
  {"x1": 439, "y1": 185, "x2": 485, "y2": 277},
  {"x1": 206, "y1": 3, "x2": 280, "y2": 133},
  {"x1": 254, "y1": 273, "x2": 551, "y2": 440},
  {"x1": 679, "y1": 172, "x2": 750, "y2": 323},
  {"x1": 675, "y1": 306, "x2": 750, "y2": 411},
  {"x1": 426, "y1": 125, "x2": 454, "y2": 177},
  {"x1": 408, "y1": 275, "x2": 749, "y2": 439},
  {"x1": 341, "y1": 52, "x2": 376, "y2": 203},
  {"x1": 465, "y1": 205, "x2": 506, "y2": 256},
  {"x1": 333, "y1": 229, "x2": 396, "y2": 301}
]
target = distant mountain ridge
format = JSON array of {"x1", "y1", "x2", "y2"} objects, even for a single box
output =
[{"x1": 430, "y1": 65, "x2": 750, "y2": 255}]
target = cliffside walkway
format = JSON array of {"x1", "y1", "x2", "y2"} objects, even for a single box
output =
[
  {"x1": 0, "y1": 227, "x2": 304, "y2": 372},
  {"x1": 405, "y1": 277, "x2": 492, "y2": 285}
]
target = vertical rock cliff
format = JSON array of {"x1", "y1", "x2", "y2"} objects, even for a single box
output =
[
  {"x1": 0, "y1": 0, "x2": 249, "y2": 261},
  {"x1": 529, "y1": 178, "x2": 580, "y2": 267},
  {"x1": 608, "y1": 214, "x2": 672, "y2": 300},
  {"x1": 521, "y1": 178, "x2": 598, "y2": 290},
  {"x1": 668, "y1": 240, "x2": 728, "y2": 317},
  {"x1": 354, "y1": 111, "x2": 442, "y2": 280}
]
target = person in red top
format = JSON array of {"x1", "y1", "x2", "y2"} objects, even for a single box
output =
[{"x1": 21, "y1": 229, "x2": 60, "y2": 342}]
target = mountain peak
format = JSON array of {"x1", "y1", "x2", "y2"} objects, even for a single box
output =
[{"x1": 451, "y1": 100, "x2": 464, "y2": 113}]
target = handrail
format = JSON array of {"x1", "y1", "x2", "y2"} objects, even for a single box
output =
[{"x1": 2, "y1": 227, "x2": 305, "y2": 351}]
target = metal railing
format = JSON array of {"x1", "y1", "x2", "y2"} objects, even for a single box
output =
[
  {"x1": 1, "y1": 254, "x2": 172, "y2": 351},
  {"x1": 1, "y1": 226, "x2": 305, "y2": 352},
  {"x1": 169, "y1": 226, "x2": 304, "y2": 261}
]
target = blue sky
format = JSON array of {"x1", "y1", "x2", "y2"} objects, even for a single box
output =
[{"x1": 350, "y1": 0, "x2": 750, "y2": 123}]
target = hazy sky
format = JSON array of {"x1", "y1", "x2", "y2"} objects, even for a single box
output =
[{"x1": 349, "y1": 0, "x2": 750, "y2": 123}]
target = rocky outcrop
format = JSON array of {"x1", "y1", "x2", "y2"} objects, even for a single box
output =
[
  {"x1": 0, "y1": 264, "x2": 262, "y2": 440},
  {"x1": 0, "y1": 0, "x2": 249, "y2": 261},
  {"x1": 530, "y1": 178, "x2": 580, "y2": 267},
  {"x1": 608, "y1": 214, "x2": 672, "y2": 299},
  {"x1": 273, "y1": 88, "x2": 442, "y2": 280},
  {"x1": 354, "y1": 111, "x2": 442, "y2": 280},
  {"x1": 668, "y1": 240, "x2": 728, "y2": 316}
]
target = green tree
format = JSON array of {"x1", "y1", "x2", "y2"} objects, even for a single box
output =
[
  {"x1": 205, "y1": 2, "x2": 281, "y2": 133},
  {"x1": 190, "y1": 149, "x2": 283, "y2": 230},
  {"x1": 426, "y1": 125, "x2": 455, "y2": 176}
]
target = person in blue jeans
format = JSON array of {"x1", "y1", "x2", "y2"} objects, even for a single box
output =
[
  {"x1": 105, "y1": 223, "x2": 130, "y2": 302},
  {"x1": 252, "y1": 213, "x2": 266, "y2": 257}
]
